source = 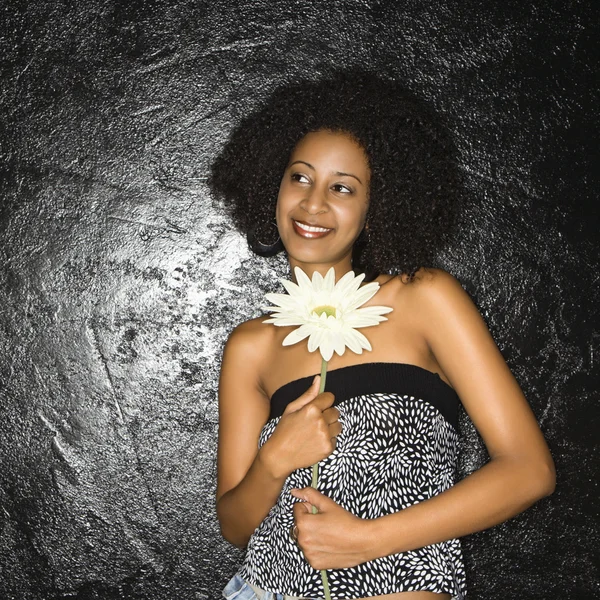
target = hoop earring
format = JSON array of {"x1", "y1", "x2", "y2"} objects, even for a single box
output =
[{"x1": 247, "y1": 225, "x2": 284, "y2": 257}]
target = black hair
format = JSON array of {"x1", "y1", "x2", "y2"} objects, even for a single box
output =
[{"x1": 209, "y1": 69, "x2": 464, "y2": 281}]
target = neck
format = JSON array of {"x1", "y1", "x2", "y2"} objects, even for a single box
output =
[{"x1": 288, "y1": 257, "x2": 354, "y2": 282}]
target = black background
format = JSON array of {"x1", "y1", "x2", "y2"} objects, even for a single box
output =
[{"x1": 0, "y1": 1, "x2": 598, "y2": 599}]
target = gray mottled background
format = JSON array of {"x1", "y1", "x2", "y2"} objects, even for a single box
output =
[{"x1": 0, "y1": 1, "x2": 598, "y2": 599}]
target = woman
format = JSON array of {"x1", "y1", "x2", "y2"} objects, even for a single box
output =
[{"x1": 211, "y1": 72, "x2": 555, "y2": 600}]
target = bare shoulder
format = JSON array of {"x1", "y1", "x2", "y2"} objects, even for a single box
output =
[
  {"x1": 226, "y1": 314, "x2": 275, "y2": 351},
  {"x1": 378, "y1": 267, "x2": 468, "y2": 310},
  {"x1": 221, "y1": 315, "x2": 277, "y2": 392},
  {"x1": 396, "y1": 267, "x2": 469, "y2": 309},
  {"x1": 404, "y1": 266, "x2": 462, "y2": 289}
]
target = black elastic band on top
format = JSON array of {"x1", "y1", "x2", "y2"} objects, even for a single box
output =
[{"x1": 269, "y1": 362, "x2": 460, "y2": 430}]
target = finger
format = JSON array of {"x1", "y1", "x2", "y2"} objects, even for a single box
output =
[
  {"x1": 309, "y1": 391, "x2": 336, "y2": 412},
  {"x1": 323, "y1": 406, "x2": 340, "y2": 425},
  {"x1": 284, "y1": 375, "x2": 321, "y2": 413},
  {"x1": 292, "y1": 496, "x2": 314, "y2": 518},
  {"x1": 291, "y1": 487, "x2": 335, "y2": 513},
  {"x1": 329, "y1": 421, "x2": 342, "y2": 438}
]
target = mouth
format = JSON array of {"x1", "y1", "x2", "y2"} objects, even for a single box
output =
[{"x1": 292, "y1": 220, "x2": 333, "y2": 239}]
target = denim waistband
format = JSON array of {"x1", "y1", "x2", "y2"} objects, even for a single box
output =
[{"x1": 223, "y1": 574, "x2": 307, "y2": 600}]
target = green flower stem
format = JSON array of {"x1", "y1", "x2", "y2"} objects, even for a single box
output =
[
  {"x1": 318, "y1": 357, "x2": 328, "y2": 393},
  {"x1": 311, "y1": 357, "x2": 331, "y2": 600}
]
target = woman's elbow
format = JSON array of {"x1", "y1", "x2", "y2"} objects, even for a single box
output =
[
  {"x1": 216, "y1": 500, "x2": 251, "y2": 548},
  {"x1": 538, "y1": 458, "x2": 556, "y2": 497},
  {"x1": 219, "y1": 522, "x2": 250, "y2": 549},
  {"x1": 528, "y1": 455, "x2": 556, "y2": 500}
]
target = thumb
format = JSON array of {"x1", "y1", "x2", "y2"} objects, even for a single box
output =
[
  {"x1": 290, "y1": 487, "x2": 334, "y2": 513},
  {"x1": 284, "y1": 375, "x2": 321, "y2": 413}
]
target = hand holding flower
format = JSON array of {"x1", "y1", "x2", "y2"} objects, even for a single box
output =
[
  {"x1": 262, "y1": 377, "x2": 342, "y2": 478},
  {"x1": 291, "y1": 487, "x2": 376, "y2": 570}
]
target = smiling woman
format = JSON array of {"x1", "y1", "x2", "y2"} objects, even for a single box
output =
[
  {"x1": 209, "y1": 71, "x2": 555, "y2": 600},
  {"x1": 277, "y1": 130, "x2": 370, "y2": 273}
]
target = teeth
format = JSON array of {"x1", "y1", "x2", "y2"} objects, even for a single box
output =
[{"x1": 294, "y1": 221, "x2": 331, "y2": 233}]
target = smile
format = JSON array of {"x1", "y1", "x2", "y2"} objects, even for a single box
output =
[{"x1": 292, "y1": 220, "x2": 333, "y2": 238}]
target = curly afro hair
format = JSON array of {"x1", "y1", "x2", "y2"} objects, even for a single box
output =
[{"x1": 209, "y1": 69, "x2": 464, "y2": 280}]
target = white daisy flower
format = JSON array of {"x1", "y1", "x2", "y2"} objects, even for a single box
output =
[{"x1": 263, "y1": 267, "x2": 393, "y2": 362}]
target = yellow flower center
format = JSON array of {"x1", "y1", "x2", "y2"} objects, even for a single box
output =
[{"x1": 312, "y1": 305, "x2": 337, "y2": 318}]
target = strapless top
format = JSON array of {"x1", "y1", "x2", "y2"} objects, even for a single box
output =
[{"x1": 240, "y1": 362, "x2": 466, "y2": 600}]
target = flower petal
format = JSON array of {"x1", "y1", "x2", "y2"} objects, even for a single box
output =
[
  {"x1": 351, "y1": 306, "x2": 393, "y2": 324},
  {"x1": 264, "y1": 316, "x2": 307, "y2": 326},
  {"x1": 323, "y1": 267, "x2": 336, "y2": 292},
  {"x1": 319, "y1": 335, "x2": 334, "y2": 361},
  {"x1": 281, "y1": 279, "x2": 301, "y2": 297},
  {"x1": 313, "y1": 269, "x2": 326, "y2": 292},
  {"x1": 264, "y1": 292, "x2": 303, "y2": 309},
  {"x1": 314, "y1": 326, "x2": 329, "y2": 350},
  {"x1": 282, "y1": 324, "x2": 313, "y2": 346},
  {"x1": 332, "y1": 332, "x2": 347, "y2": 357},
  {"x1": 307, "y1": 331, "x2": 320, "y2": 353},
  {"x1": 347, "y1": 328, "x2": 372, "y2": 352},
  {"x1": 336, "y1": 270, "x2": 364, "y2": 298},
  {"x1": 295, "y1": 267, "x2": 313, "y2": 294},
  {"x1": 358, "y1": 305, "x2": 394, "y2": 315},
  {"x1": 341, "y1": 282, "x2": 380, "y2": 312}
]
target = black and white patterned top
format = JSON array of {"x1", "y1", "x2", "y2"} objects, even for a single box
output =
[{"x1": 239, "y1": 362, "x2": 466, "y2": 600}]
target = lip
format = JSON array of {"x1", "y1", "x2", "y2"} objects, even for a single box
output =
[{"x1": 292, "y1": 219, "x2": 333, "y2": 239}]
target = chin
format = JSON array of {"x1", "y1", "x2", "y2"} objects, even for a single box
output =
[{"x1": 286, "y1": 248, "x2": 349, "y2": 269}]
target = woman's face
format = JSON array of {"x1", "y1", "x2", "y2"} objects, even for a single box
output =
[{"x1": 276, "y1": 129, "x2": 370, "y2": 274}]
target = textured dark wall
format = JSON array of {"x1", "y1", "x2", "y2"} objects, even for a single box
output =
[{"x1": 0, "y1": 1, "x2": 598, "y2": 599}]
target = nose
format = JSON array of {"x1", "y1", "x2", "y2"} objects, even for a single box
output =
[{"x1": 300, "y1": 185, "x2": 328, "y2": 215}]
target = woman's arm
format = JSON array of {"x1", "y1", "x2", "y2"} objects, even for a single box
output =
[
  {"x1": 292, "y1": 269, "x2": 556, "y2": 569},
  {"x1": 216, "y1": 320, "x2": 341, "y2": 547},
  {"x1": 216, "y1": 321, "x2": 282, "y2": 547}
]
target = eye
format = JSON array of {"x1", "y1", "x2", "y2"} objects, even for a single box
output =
[
  {"x1": 291, "y1": 172, "x2": 310, "y2": 184},
  {"x1": 331, "y1": 183, "x2": 353, "y2": 194}
]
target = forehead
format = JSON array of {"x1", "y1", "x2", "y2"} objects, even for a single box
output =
[{"x1": 290, "y1": 130, "x2": 370, "y2": 173}]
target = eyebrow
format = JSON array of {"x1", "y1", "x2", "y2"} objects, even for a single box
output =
[{"x1": 289, "y1": 160, "x2": 364, "y2": 185}]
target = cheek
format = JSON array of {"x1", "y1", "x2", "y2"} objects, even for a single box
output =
[
  {"x1": 275, "y1": 191, "x2": 288, "y2": 230},
  {"x1": 343, "y1": 204, "x2": 368, "y2": 234},
  {"x1": 275, "y1": 181, "x2": 291, "y2": 211},
  {"x1": 275, "y1": 201, "x2": 282, "y2": 228}
]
